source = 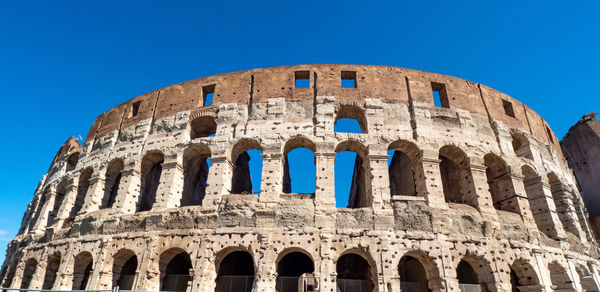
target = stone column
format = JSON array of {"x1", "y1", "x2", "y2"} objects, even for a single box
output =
[
  {"x1": 195, "y1": 247, "x2": 217, "y2": 292},
  {"x1": 534, "y1": 250, "x2": 552, "y2": 292},
  {"x1": 112, "y1": 168, "x2": 142, "y2": 214},
  {"x1": 551, "y1": 184, "x2": 585, "y2": 240},
  {"x1": 202, "y1": 156, "x2": 230, "y2": 206},
  {"x1": 368, "y1": 154, "x2": 390, "y2": 209},
  {"x1": 254, "y1": 235, "x2": 277, "y2": 292},
  {"x1": 526, "y1": 177, "x2": 567, "y2": 240},
  {"x1": 572, "y1": 196, "x2": 595, "y2": 240},
  {"x1": 153, "y1": 154, "x2": 184, "y2": 210},
  {"x1": 314, "y1": 152, "x2": 336, "y2": 208},
  {"x1": 468, "y1": 163, "x2": 498, "y2": 217},
  {"x1": 27, "y1": 259, "x2": 44, "y2": 290},
  {"x1": 259, "y1": 151, "x2": 283, "y2": 203},
  {"x1": 55, "y1": 245, "x2": 75, "y2": 290},
  {"x1": 318, "y1": 233, "x2": 335, "y2": 292},
  {"x1": 87, "y1": 243, "x2": 108, "y2": 290},
  {"x1": 419, "y1": 150, "x2": 446, "y2": 209},
  {"x1": 566, "y1": 259, "x2": 583, "y2": 292},
  {"x1": 80, "y1": 173, "x2": 106, "y2": 214},
  {"x1": 11, "y1": 259, "x2": 26, "y2": 289},
  {"x1": 505, "y1": 173, "x2": 538, "y2": 228}
]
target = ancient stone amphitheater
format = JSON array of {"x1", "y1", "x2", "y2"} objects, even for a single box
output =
[{"x1": 1, "y1": 64, "x2": 599, "y2": 292}]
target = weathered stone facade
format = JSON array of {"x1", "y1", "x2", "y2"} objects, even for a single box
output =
[
  {"x1": 1, "y1": 65, "x2": 599, "y2": 292},
  {"x1": 561, "y1": 112, "x2": 600, "y2": 239}
]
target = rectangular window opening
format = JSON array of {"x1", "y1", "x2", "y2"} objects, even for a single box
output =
[
  {"x1": 546, "y1": 126, "x2": 555, "y2": 144},
  {"x1": 431, "y1": 82, "x2": 449, "y2": 108},
  {"x1": 131, "y1": 101, "x2": 141, "y2": 117},
  {"x1": 341, "y1": 71, "x2": 357, "y2": 88},
  {"x1": 294, "y1": 71, "x2": 310, "y2": 88},
  {"x1": 502, "y1": 100, "x2": 515, "y2": 118},
  {"x1": 203, "y1": 84, "x2": 215, "y2": 106}
]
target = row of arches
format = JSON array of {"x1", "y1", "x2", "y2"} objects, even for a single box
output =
[
  {"x1": 14, "y1": 246, "x2": 594, "y2": 292},
  {"x1": 26, "y1": 137, "x2": 590, "y2": 241}
]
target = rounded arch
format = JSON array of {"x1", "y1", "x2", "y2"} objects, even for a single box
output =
[
  {"x1": 137, "y1": 151, "x2": 165, "y2": 212},
  {"x1": 229, "y1": 138, "x2": 263, "y2": 164},
  {"x1": 439, "y1": 145, "x2": 475, "y2": 207},
  {"x1": 484, "y1": 153, "x2": 518, "y2": 213},
  {"x1": 189, "y1": 115, "x2": 217, "y2": 139},
  {"x1": 112, "y1": 249, "x2": 138, "y2": 289},
  {"x1": 229, "y1": 138, "x2": 263, "y2": 194},
  {"x1": 336, "y1": 248, "x2": 378, "y2": 292},
  {"x1": 159, "y1": 248, "x2": 192, "y2": 292},
  {"x1": 456, "y1": 255, "x2": 497, "y2": 292},
  {"x1": 215, "y1": 247, "x2": 255, "y2": 292},
  {"x1": 335, "y1": 140, "x2": 369, "y2": 157},
  {"x1": 102, "y1": 158, "x2": 124, "y2": 209},
  {"x1": 182, "y1": 144, "x2": 212, "y2": 206},
  {"x1": 70, "y1": 167, "x2": 93, "y2": 217},
  {"x1": 521, "y1": 165, "x2": 539, "y2": 181},
  {"x1": 66, "y1": 152, "x2": 80, "y2": 171},
  {"x1": 334, "y1": 104, "x2": 368, "y2": 133},
  {"x1": 548, "y1": 261, "x2": 575, "y2": 290},
  {"x1": 72, "y1": 251, "x2": 94, "y2": 290},
  {"x1": 20, "y1": 258, "x2": 38, "y2": 289},
  {"x1": 388, "y1": 140, "x2": 421, "y2": 197},
  {"x1": 42, "y1": 251, "x2": 62, "y2": 290},
  {"x1": 282, "y1": 136, "x2": 316, "y2": 194},
  {"x1": 439, "y1": 145, "x2": 469, "y2": 165},
  {"x1": 398, "y1": 250, "x2": 441, "y2": 284},
  {"x1": 335, "y1": 140, "x2": 371, "y2": 208},
  {"x1": 48, "y1": 180, "x2": 68, "y2": 226},
  {"x1": 509, "y1": 259, "x2": 540, "y2": 288},
  {"x1": 511, "y1": 131, "x2": 532, "y2": 158},
  {"x1": 388, "y1": 139, "x2": 420, "y2": 162}
]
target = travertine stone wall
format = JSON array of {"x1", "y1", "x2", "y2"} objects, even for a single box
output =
[{"x1": 1, "y1": 65, "x2": 599, "y2": 292}]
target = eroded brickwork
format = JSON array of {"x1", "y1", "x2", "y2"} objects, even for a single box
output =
[{"x1": 1, "y1": 65, "x2": 599, "y2": 292}]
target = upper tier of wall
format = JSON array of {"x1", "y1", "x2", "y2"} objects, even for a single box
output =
[{"x1": 84, "y1": 64, "x2": 562, "y2": 154}]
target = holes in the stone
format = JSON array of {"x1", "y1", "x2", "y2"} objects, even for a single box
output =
[
  {"x1": 216, "y1": 251, "x2": 254, "y2": 292},
  {"x1": 502, "y1": 99, "x2": 515, "y2": 118},
  {"x1": 294, "y1": 71, "x2": 310, "y2": 88},
  {"x1": 72, "y1": 252, "x2": 93, "y2": 290},
  {"x1": 336, "y1": 253, "x2": 373, "y2": 291},
  {"x1": 70, "y1": 168, "x2": 93, "y2": 217},
  {"x1": 161, "y1": 251, "x2": 192, "y2": 292},
  {"x1": 341, "y1": 71, "x2": 357, "y2": 88},
  {"x1": 387, "y1": 150, "x2": 416, "y2": 197},
  {"x1": 283, "y1": 147, "x2": 316, "y2": 194},
  {"x1": 334, "y1": 105, "x2": 366, "y2": 133},
  {"x1": 181, "y1": 146, "x2": 211, "y2": 206},
  {"x1": 137, "y1": 152, "x2": 164, "y2": 212},
  {"x1": 189, "y1": 116, "x2": 217, "y2": 139},
  {"x1": 102, "y1": 159, "x2": 124, "y2": 209},
  {"x1": 431, "y1": 82, "x2": 449, "y2": 108},
  {"x1": 231, "y1": 141, "x2": 263, "y2": 194},
  {"x1": 131, "y1": 101, "x2": 141, "y2": 117},
  {"x1": 203, "y1": 84, "x2": 215, "y2": 106},
  {"x1": 398, "y1": 256, "x2": 427, "y2": 285},
  {"x1": 42, "y1": 253, "x2": 61, "y2": 290},
  {"x1": 66, "y1": 152, "x2": 79, "y2": 171}
]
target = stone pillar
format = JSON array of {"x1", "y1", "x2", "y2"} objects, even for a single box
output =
[
  {"x1": 259, "y1": 151, "x2": 283, "y2": 203},
  {"x1": 254, "y1": 235, "x2": 277, "y2": 292},
  {"x1": 534, "y1": 251, "x2": 552, "y2": 292},
  {"x1": 27, "y1": 259, "x2": 44, "y2": 290},
  {"x1": 369, "y1": 154, "x2": 390, "y2": 209},
  {"x1": 506, "y1": 173, "x2": 538, "y2": 227},
  {"x1": 80, "y1": 173, "x2": 105, "y2": 214},
  {"x1": 469, "y1": 162, "x2": 499, "y2": 217},
  {"x1": 526, "y1": 177, "x2": 567, "y2": 240},
  {"x1": 551, "y1": 184, "x2": 585, "y2": 240},
  {"x1": 566, "y1": 259, "x2": 583, "y2": 292},
  {"x1": 202, "y1": 156, "x2": 230, "y2": 206},
  {"x1": 55, "y1": 246, "x2": 75, "y2": 290},
  {"x1": 314, "y1": 152, "x2": 336, "y2": 208},
  {"x1": 572, "y1": 195, "x2": 595, "y2": 240},
  {"x1": 195, "y1": 247, "x2": 217, "y2": 292},
  {"x1": 153, "y1": 154, "x2": 184, "y2": 209},
  {"x1": 318, "y1": 233, "x2": 335, "y2": 292},
  {"x1": 419, "y1": 150, "x2": 446, "y2": 209},
  {"x1": 112, "y1": 168, "x2": 142, "y2": 214},
  {"x1": 87, "y1": 245, "x2": 108, "y2": 290},
  {"x1": 11, "y1": 259, "x2": 26, "y2": 289}
]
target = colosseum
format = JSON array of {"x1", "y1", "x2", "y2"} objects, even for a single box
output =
[{"x1": 0, "y1": 64, "x2": 599, "y2": 292}]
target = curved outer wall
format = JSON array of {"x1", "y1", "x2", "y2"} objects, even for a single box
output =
[{"x1": 1, "y1": 64, "x2": 599, "y2": 292}]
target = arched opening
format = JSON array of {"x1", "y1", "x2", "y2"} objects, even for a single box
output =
[
  {"x1": 439, "y1": 146, "x2": 476, "y2": 208},
  {"x1": 336, "y1": 253, "x2": 374, "y2": 292},
  {"x1": 72, "y1": 252, "x2": 93, "y2": 290},
  {"x1": 484, "y1": 154, "x2": 518, "y2": 214},
  {"x1": 48, "y1": 180, "x2": 67, "y2": 226},
  {"x1": 20, "y1": 258, "x2": 37, "y2": 289},
  {"x1": 112, "y1": 249, "x2": 138, "y2": 290},
  {"x1": 398, "y1": 255, "x2": 428, "y2": 292},
  {"x1": 283, "y1": 137, "x2": 316, "y2": 194},
  {"x1": 190, "y1": 116, "x2": 217, "y2": 139},
  {"x1": 522, "y1": 166, "x2": 559, "y2": 239},
  {"x1": 335, "y1": 141, "x2": 371, "y2": 208},
  {"x1": 28, "y1": 189, "x2": 49, "y2": 230},
  {"x1": 511, "y1": 132, "x2": 532, "y2": 159},
  {"x1": 388, "y1": 140, "x2": 421, "y2": 197},
  {"x1": 182, "y1": 145, "x2": 211, "y2": 206},
  {"x1": 66, "y1": 152, "x2": 80, "y2": 171},
  {"x1": 215, "y1": 250, "x2": 255, "y2": 292},
  {"x1": 276, "y1": 251, "x2": 316, "y2": 292},
  {"x1": 160, "y1": 250, "x2": 192, "y2": 292},
  {"x1": 230, "y1": 139, "x2": 263, "y2": 194},
  {"x1": 548, "y1": 262, "x2": 574, "y2": 290},
  {"x1": 509, "y1": 260, "x2": 539, "y2": 291},
  {"x1": 70, "y1": 168, "x2": 93, "y2": 217},
  {"x1": 137, "y1": 152, "x2": 164, "y2": 212},
  {"x1": 576, "y1": 263, "x2": 600, "y2": 291},
  {"x1": 42, "y1": 253, "x2": 61, "y2": 290},
  {"x1": 334, "y1": 104, "x2": 367, "y2": 133},
  {"x1": 548, "y1": 173, "x2": 581, "y2": 237},
  {"x1": 102, "y1": 159, "x2": 124, "y2": 209},
  {"x1": 456, "y1": 260, "x2": 479, "y2": 290}
]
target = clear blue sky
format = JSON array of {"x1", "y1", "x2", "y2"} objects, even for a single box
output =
[{"x1": 1, "y1": 0, "x2": 599, "y2": 263}]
